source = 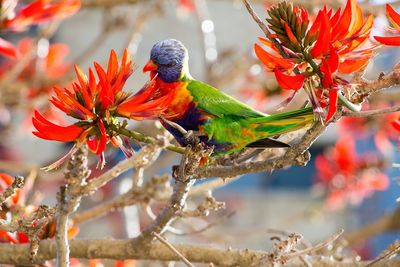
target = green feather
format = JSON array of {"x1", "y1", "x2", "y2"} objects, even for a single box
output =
[{"x1": 187, "y1": 79, "x2": 265, "y2": 118}]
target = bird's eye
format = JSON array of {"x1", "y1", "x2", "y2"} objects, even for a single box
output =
[{"x1": 160, "y1": 61, "x2": 177, "y2": 67}]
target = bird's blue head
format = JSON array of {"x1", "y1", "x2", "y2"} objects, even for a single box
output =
[{"x1": 143, "y1": 39, "x2": 189, "y2": 83}]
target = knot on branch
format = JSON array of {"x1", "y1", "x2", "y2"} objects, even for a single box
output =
[
  {"x1": 180, "y1": 191, "x2": 225, "y2": 218},
  {"x1": 143, "y1": 174, "x2": 172, "y2": 201},
  {"x1": 173, "y1": 144, "x2": 214, "y2": 181},
  {"x1": 262, "y1": 233, "x2": 303, "y2": 266},
  {"x1": 0, "y1": 175, "x2": 25, "y2": 208},
  {"x1": 65, "y1": 145, "x2": 90, "y2": 189},
  {"x1": 294, "y1": 151, "x2": 311, "y2": 166}
]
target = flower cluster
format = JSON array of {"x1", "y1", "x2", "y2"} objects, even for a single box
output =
[
  {"x1": 339, "y1": 109, "x2": 399, "y2": 153},
  {"x1": 0, "y1": 38, "x2": 70, "y2": 98},
  {"x1": 315, "y1": 138, "x2": 389, "y2": 210},
  {"x1": 32, "y1": 49, "x2": 174, "y2": 168},
  {"x1": 255, "y1": 0, "x2": 376, "y2": 123},
  {"x1": 0, "y1": 0, "x2": 80, "y2": 58}
]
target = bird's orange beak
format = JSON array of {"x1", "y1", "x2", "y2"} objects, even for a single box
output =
[{"x1": 143, "y1": 60, "x2": 157, "y2": 72}]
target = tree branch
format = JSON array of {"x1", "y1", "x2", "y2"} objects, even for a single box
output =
[
  {"x1": 55, "y1": 186, "x2": 69, "y2": 267},
  {"x1": 82, "y1": 140, "x2": 165, "y2": 195},
  {"x1": 195, "y1": 122, "x2": 324, "y2": 179},
  {"x1": 0, "y1": 175, "x2": 24, "y2": 207},
  {"x1": 0, "y1": 239, "x2": 399, "y2": 266}
]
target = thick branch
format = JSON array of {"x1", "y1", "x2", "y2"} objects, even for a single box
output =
[
  {"x1": 0, "y1": 239, "x2": 399, "y2": 266},
  {"x1": 135, "y1": 147, "x2": 200, "y2": 244}
]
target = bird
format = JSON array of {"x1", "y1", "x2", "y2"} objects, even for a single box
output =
[{"x1": 141, "y1": 39, "x2": 315, "y2": 155}]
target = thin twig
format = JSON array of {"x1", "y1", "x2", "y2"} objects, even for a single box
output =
[
  {"x1": 242, "y1": 0, "x2": 288, "y2": 57},
  {"x1": 285, "y1": 229, "x2": 344, "y2": 260},
  {"x1": 343, "y1": 106, "x2": 400, "y2": 117},
  {"x1": 0, "y1": 175, "x2": 24, "y2": 207},
  {"x1": 152, "y1": 232, "x2": 195, "y2": 267},
  {"x1": 82, "y1": 140, "x2": 165, "y2": 195},
  {"x1": 366, "y1": 241, "x2": 400, "y2": 267}
]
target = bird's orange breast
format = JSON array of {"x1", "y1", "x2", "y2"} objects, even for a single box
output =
[{"x1": 155, "y1": 78, "x2": 193, "y2": 120}]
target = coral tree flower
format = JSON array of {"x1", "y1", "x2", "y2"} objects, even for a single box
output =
[
  {"x1": 0, "y1": 38, "x2": 70, "y2": 97},
  {"x1": 0, "y1": 0, "x2": 80, "y2": 59},
  {"x1": 32, "y1": 49, "x2": 173, "y2": 168},
  {"x1": 255, "y1": 0, "x2": 375, "y2": 123},
  {"x1": 315, "y1": 138, "x2": 389, "y2": 210},
  {"x1": 374, "y1": 4, "x2": 400, "y2": 46},
  {"x1": 1, "y1": 0, "x2": 81, "y2": 31}
]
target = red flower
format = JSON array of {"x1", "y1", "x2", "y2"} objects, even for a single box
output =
[
  {"x1": 0, "y1": 38, "x2": 70, "y2": 98},
  {"x1": 315, "y1": 138, "x2": 389, "y2": 210},
  {"x1": 256, "y1": 0, "x2": 375, "y2": 123},
  {"x1": 374, "y1": 4, "x2": 400, "y2": 46},
  {"x1": 0, "y1": 0, "x2": 80, "y2": 58},
  {"x1": 177, "y1": 0, "x2": 195, "y2": 12},
  {"x1": 254, "y1": 39, "x2": 305, "y2": 91},
  {"x1": 339, "y1": 105, "x2": 399, "y2": 152},
  {"x1": 32, "y1": 49, "x2": 174, "y2": 168},
  {"x1": 1, "y1": 0, "x2": 81, "y2": 31},
  {"x1": 0, "y1": 37, "x2": 20, "y2": 59}
]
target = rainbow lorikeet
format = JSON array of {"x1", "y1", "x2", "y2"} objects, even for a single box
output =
[{"x1": 142, "y1": 39, "x2": 315, "y2": 155}]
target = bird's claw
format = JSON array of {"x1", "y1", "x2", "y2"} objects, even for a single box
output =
[{"x1": 183, "y1": 130, "x2": 201, "y2": 146}]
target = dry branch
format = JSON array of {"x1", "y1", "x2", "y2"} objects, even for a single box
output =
[
  {"x1": 55, "y1": 186, "x2": 69, "y2": 267},
  {"x1": 0, "y1": 175, "x2": 24, "y2": 207},
  {"x1": 0, "y1": 239, "x2": 399, "y2": 266}
]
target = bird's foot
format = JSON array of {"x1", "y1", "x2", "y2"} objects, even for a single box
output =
[{"x1": 183, "y1": 130, "x2": 202, "y2": 146}]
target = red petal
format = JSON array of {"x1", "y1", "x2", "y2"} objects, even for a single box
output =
[
  {"x1": 325, "y1": 89, "x2": 338, "y2": 123},
  {"x1": 392, "y1": 119, "x2": 400, "y2": 132},
  {"x1": 0, "y1": 173, "x2": 13, "y2": 186},
  {"x1": 5, "y1": 0, "x2": 81, "y2": 31},
  {"x1": 320, "y1": 60, "x2": 334, "y2": 88},
  {"x1": 325, "y1": 49, "x2": 339, "y2": 73},
  {"x1": 254, "y1": 44, "x2": 295, "y2": 70},
  {"x1": 284, "y1": 22, "x2": 299, "y2": 46},
  {"x1": 311, "y1": 11, "x2": 331, "y2": 57},
  {"x1": 257, "y1": 37, "x2": 280, "y2": 54},
  {"x1": 374, "y1": 36, "x2": 400, "y2": 46},
  {"x1": 331, "y1": 0, "x2": 356, "y2": 40},
  {"x1": 107, "y1": 49, "x2": 119, "y2": 81},
  {"x1": 386, "y1": 4, "x2": 400, "y2": 30},
  {"x1": 96, "y1": 120, "x2": 107, "y2": 155},
  {"x1": 32, "y1": 110, "x2": 83, "y2": 142},
  {"x1": 274, "y1": 69, "x2": 305, "y2": 91},
  {"x1": 338, "y1": 58, "x2": 370, "y2": 74},
  {"x1": 0, "y1": 38, "x2": 20, "y2": 59},
  {"x1": 94, "y1": 62, "x2": 114, "y2": 108}
]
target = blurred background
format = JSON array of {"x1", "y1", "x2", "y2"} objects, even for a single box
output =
[{"x1": 1, "y1": 0, "x2": 400, "y2": 264}]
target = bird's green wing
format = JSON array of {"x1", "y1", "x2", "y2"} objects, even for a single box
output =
[{"x1": 187, "y1": 79, "x2": 265, "y2": 118}]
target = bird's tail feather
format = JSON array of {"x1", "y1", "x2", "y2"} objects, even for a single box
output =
[{"x1": 249, "y1": 107, "x2": 315, "y2": 136}]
